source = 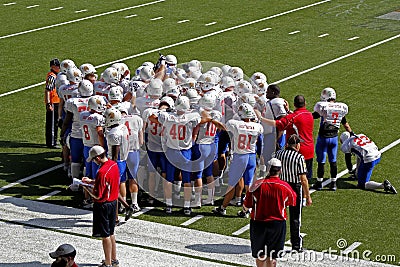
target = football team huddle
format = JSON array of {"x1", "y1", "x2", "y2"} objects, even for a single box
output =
[{"x1": 57, "y1": 53, "x2": 396, "y2": 218}]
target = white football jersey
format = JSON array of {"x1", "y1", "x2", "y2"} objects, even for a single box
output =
[
  {"x1": 66, "y1": 97, "x2": 90, "y2": 138},
  {"x1": 55, "y1": 73, "x2": 69, "y2": 95},
  {"x1": 158, "y1": 111, "x2": 201, "y2": 150},
  {"x1": 130, "y1": 80, "x2": 147, "y2": 98},
  {"x1": 226, "y1": 119, "x2": 263, "y2": 154},
  {"x1": 106, "y1": 124, "x2": 129, "y2": 161},
  {"x1": 268, "y1": 98, "x2": 287, "y2": 119},
  {"x1": 196, "y1": 110, "x2": 222, "y2": 145},
  {"x1": 341, "y1": 134, "x2": 380, "y2": 163},
  {"x1": 314, "y1": 101, "x2": 348, "y2": 129},
  {"x1": 143, "y1": 109, "x2": 166, "y2": 152},
  {"x1": 79, "y1": 111, "x2": 105, "y2": 147},
  {"x1": 121, "y1": 114, "x2": 143, "y2": 151},
  {"x1": 59, "y1": 84, "x2": 79, "y2": 103},
  {"x1": 204, "y1": 89, "x2": 225, "y2": 122},
  {"x1": 93, "y1": 81, "x2": 112, "y2": 99},
  {"x1": 135, "y1": 96, "x2": 160, "y2": 115},
  {"x1": 112, "y1": 101, "x2": 135, "y2": 115},
  {"x1": 221, "y1": 91, "x2": 237, "y2": 122}
]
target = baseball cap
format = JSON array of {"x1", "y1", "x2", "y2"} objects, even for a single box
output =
[
  {"x1": 87, "y1": 145, "x2": 105, "y2": 162},
  {"x1": 268, "y1": 158, "x2": 282, "y2": 169},
  {"x1": 287, "y1": 134, "x2": 304, "y2": 145},
  {"x1": 50, "y1": 58, "x2": 60, "y2": 67},
  {"x1": 49, "y1": 244, "x2": 76, "y2": 259}
]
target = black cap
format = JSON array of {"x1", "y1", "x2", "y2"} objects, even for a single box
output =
[
  {"x1": 50, "y1": 58, "x2": 60, "y2": 67},
  {"x1": 49, "y1": 244, "x2": 76, "y2": 259},
  {"x1": 287, "y1": 134, "x2": 304, "y2": 145}
]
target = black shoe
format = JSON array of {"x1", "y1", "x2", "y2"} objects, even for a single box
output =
[
  {"x1": 165, "y1": 205, "x2": 172, "y2": 214},
  {"x1": 118, "y1": 206, "x2": 126, "y2": 214},
  {"x1": 312, "y1": 181, "x2": 322, "y2": 191},
  {"x1": 329, "y1": 181, "x2": 337, "y2": 191},
  {"x1": 183, "y1": 207, "x2": 192, "y2": 216},
  {"x1": 212, "y1": 206, "x2": 226, "y2": 216},
  {"x1": 384, "y1": 180, "x2": 397, "y2": 194},
  {"x1": 237, "y1": 209, "x2": 250, "y2": 218},
  {"x1": 125, "y1": 207, "x2": 134, "y2": 221}
]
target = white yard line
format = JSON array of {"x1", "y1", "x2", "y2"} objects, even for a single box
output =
[
  {"x1": 180, "y1": 215, "x2": 204, "y2": 226},
  {"x1": 341, "y1": 242, "x2": 362, "y2": 255},
  {"x1": 37, "y1": 190, "x2": 61, "y2": 200},
  {"x1": 125, "y1": 14, "x2": 137, "y2": 18},
  {"x1": 289, "y1": 30, "x2": 300, "y2": 35},
  {"x1": 132, "y1": 207, "x2": 154, "y2": 217},
  {"x1": 26, "y1": 4, "x2": 39, "y2": 9},
  {"x1": 0, "y1": 0, "x2": 165, "y2": 40},
  {"x1": 0, "y1": 164, "x2": 63, "y2": 192},
  {"x1": 348, "y1": 36, "x2": 359, "y2": 41},
  {"x1": 50, "y1": 7, "x2": 63, "y2": 11},
  {"x1": 318, "y1": 33, "x2": 329, "y2": 37},
  {"x1": 205, "y1": 21, "x2": 217, "y2": 26},
  {"x1": 177, "y1": 19, "x2": 190, "y2": 24},
  {"x1": 75, "y1": 9, "x2": 87, "y2": 13},
  {"x1": 150, "y1": 16, "x2": 163, "y2": 21},
  {"x1": 0, "y1": 0, "x2": 330, "y2": 98},
  {"x1": 259, "y1": 27, "x2": 272, "y2": 32},
  {"x1": 273, "y1": 33, "x2": 400, "y2": 84},
  {"x1": 232, "y1": 224, "x2": 250, "y2": 236},
  {"x1": 3, "y1": 2, "x2": 16, "y2": 6}
]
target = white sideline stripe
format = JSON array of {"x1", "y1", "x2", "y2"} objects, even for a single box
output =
[
  {"x1": 26, "y1": 5, "x2": 39, "y2": 9},
  {"x1": 177, "y1": 19, "x2": 189, "y2": 24},
  {"x1": 37, "y1": 190, "x2": 61, "y2": 200},
  {"x1": 0, "y1": 0, "x2": 331, "y2": 97},
  {"x1": 180, "y1": 215, "x2": 204, "y2": 226},
  {"x1": 75, "y1": 9, "x2": 87, "y2": 13},
  {"x1": 0, "y1": 0, "x2": 165, "y2": 40},
  {"x1": 125, "y1": 14, "x2": 137, "y2": 18},
  {"x1": 132, "y1": 207, "x2": 154, "y2": 217},
  {"x1": 348, "y1": 36, "x2": 359, "y2": 41},
  {"x1": 50, "y1": 7, "x2": 63, "y2": 11},
  {"x1": 205, "y1": 21, "x2": 217, "y2": 26},
  {"x1": 259, "y1": 27, "x2": 272, "y2": 32},
  {"x1": 273, "y1": 33, "x2": 400, "y2": 84},
  {"x1": 4, "y1": 2, "x2": 16, "y2": 6},
  {"x1": 232, "y1": 224, "x2": 250, "y2": 236},
  {"x1": 341, "y1": 242, "x2": 362, "y2": 255},
  {"x1": 318, "y1": 33, "x2": 329, "y2": 37},
  {"x1": 150, "y1": 16, "x2": 163, "y2": 21},
  {"x1": 289, "y1": 30, "x2": 300, "y2": 35},
  {"x1": 379, "y1": 138, "x2": 400, "y2": 153},
  {"x1": 0, "y1": 164, "x2": 63, "y2": 192}
]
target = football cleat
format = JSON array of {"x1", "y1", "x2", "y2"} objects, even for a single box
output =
[
  {"x1": 165, "y1": 205, "x2": 173, "y2": 214},
  {"x1": 237, "y1": 209, "x2": 250, "y2": 218},
  {"x1": 212, "y1": 206, "x2": 226, "y2": 216},
  {"x1": 125, "y1": 206, "x2": 134, "y2": 221},
  {"x1": 329, "y1": 181, "x2": 337, "y2": 191},
  {"x1": 202, "y1": 198, "x2": 214, "y2": 206},
  {"x1": 312, "y1": 181, "x2": 322, "y2": 191},
  {"x1": 384, "y1": 180, "x2": 397, "y2": 194},
  {"x1": 183, "y1": 207, "x2": 192, "y2": 216}
]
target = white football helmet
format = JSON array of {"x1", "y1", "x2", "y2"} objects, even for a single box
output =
[
  {"x1": 102, "y1": 67, "x2": 119, "y2": 84},
  {"x1": 340, "y1": 131, "x2": 351, "y2": 143},
  {"x1": 88, "y1": 96, "x2": 106, "y2": 113},
  {"x1": 221, "y1": 65, "x2": 231, "y2": 77},
  {"x1": 146, "y1": 78, "x2": 163, "y2": 97},
  {"x1": 108, "y1": 86, "x2": 123, "y2": 102},
  {"x1": 238, "y1": 103, "x2": 256, "y2": 119},
  {"x1": 235, "y1": 80, "x2": 252, "y2": 97},
  {"x1": 220, "y1": 76, "x2": 235, "y2": 91},
  {"x1": 166, "y1": 87, "x2": 180, "y2": 99},
  {"x1": 205, "y1": 70, "x2": 221, "y2": 84},
  {"x1": 142, "y1": 61, "x2": 155, "y2": 69},
  {"x1": 165, "y1": 54, "x2": 177, "y2": 66},
  {"x1": 139, "y1": 66, "x2": 155, "y2": 82},
  {"x1": 104, "y1": 107, "x2": 122, "y2": 127},
  {"x1": 186, "y1": 89, "x2": 201, "y2": 105},
  {"x1": 198, "y1": 94, "x2": 216, "y2": 111},
  {"x1": 228, "y1": 67, "x2": 244, "y2": 81},
  {"x1": 60, "y1": 59, "x2": 76, "y2": 74},
  {"x1": 320, "y1": 87, "x2": 336, "y2": 101},
  {"x1": 198, "y1": 73, "x2": 215, "y2": 92},
  {"x1": 159, "y1": 96, "x2": 175, "y2": 109},
  {"x1": 162, "y1": 78, "x2": 177, "y2": 93},
  {"x1": 175, "y1": 96, "x2": 190, "y2": 111},
  {"x1": 209, "y1": 67, "x2": 223, "y2": 78},
  {"x1": 253, "y1": 79, "x2": 268, "y2": 95},
  {"x1": 238, "y1": 93, "x2": 257, "y2": 107},
  {"x1": 78, "y1": 79, "x2": 93, "y2": 97},
  {"x1": 251, "y1": 72, "x2": 267, "y2": 84},
  {"x1": 79, "y1": 63, "x2": 96, "y2": 77},
  {"x1": 181, "y1": 78, "x2": 197, "y2": 91},
  {"x1": 66, "y1": 67, "x2": 83, "y2": 83},
  {"x1": 112, "y1": 63, "x2": 130, "y2": 80},
  {"x1": 186, "y1": 59, "x2": 202, "y2": 73}
]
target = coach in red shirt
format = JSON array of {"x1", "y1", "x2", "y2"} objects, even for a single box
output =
[
  {"x1": 243, "y1": 158, "x2": 297, "y2": 267},
  {"x1": 82, "y1": 145, "x2": 120, "y2": 267},
  {"x1": 256, "y1": 95, "x2": 314, "y2": 180}
]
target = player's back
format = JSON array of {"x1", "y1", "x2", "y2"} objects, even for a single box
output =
[
  {"x1": 135, "y1": 97, "x2": 160, "y2": 114},
  {"x1": 66, "y1": 97, "x2": 90, "y2": 138},
  {"x1": 121, "y1": 114, "x2": 143, "y2": 151},
  {"x1": 94, "y1": 81, "x2": 111, "y2": 99},
  {"x1": 106, "y1": 124, "x2": 129, "y2": 161},
  {"x1": 196, "y1": 110, "x2": 222, "y2": 145},
  {"x1": 226, "y1": 119, "x2": 263, "y2": 154},
  {"x1": 79, "y1": 111, "x2": 104, "y2": 147},
  {"x1": 343, "y1": 134, "x2": 380, "y2": 163}
]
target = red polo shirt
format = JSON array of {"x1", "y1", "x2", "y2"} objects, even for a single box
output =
[
  {"x1": 244, "y1": 176, "x2": 296, "y2": 222},
  {"x1": 93, "y1": 159, "x2": 120, "y2": 203},
  {"x1": 275, "y1": 107, "x2": 314, "y2": 160}
]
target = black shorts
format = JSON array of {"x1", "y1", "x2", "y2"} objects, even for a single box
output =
[
  {"x1": 93, "y1": 200, "x2": 117, "y2": 238},
  {"x1": 250, "y1": 220, "x2": 286, "y2": 259}
]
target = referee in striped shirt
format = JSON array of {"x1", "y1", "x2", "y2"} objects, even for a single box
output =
[{"x1": 273, "y1": 134, "x2": 312, "y2": 252}]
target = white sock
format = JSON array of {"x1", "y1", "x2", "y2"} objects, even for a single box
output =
[
  {"x1": 236, "y1": 196, "x2": 241, "y2": 203},
  {"x1": 365, "y1": 181, "x2": 384, "y2": 190},
  {"x1": 331, "y1": 178, "x2": 337, "y2": 182},
  {"x1": 317, "y1": 178, "x2": 324, "y2": 182},
  {"x1": 207, "y1": 189, "x2": 214, "y2": 199},
  {"x1": 174, "y1": 181, "x2": 182, "y2": 192},
  {"x1": 184, "y1": 201, "x2": 191, "y2": 208},
  {"x1": 260, "y1": 165, "x2": 266, "y2": 172},
  {"x1": 195, "y1": 192, "x2": 201, "y2": 203},
  {"x1": 131, "y1": 192, "x2": 138, "y2": 205},
  {"x1": 166, "y1": 198, "x2": 172, "y2": 206},
  {"x1": 215, "y1": 177, "x2": 220, "y2": 187}
]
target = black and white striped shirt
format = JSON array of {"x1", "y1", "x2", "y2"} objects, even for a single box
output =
[{"x1": 273, "y1": 148, "x2": 307, "y2": 184}]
